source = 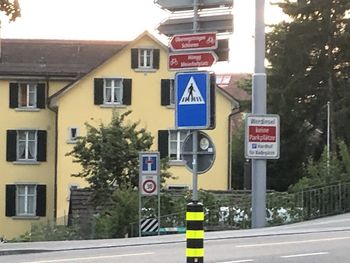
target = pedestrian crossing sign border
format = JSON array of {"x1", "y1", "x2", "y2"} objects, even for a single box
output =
[{"x1": 175, "y1": 71, "x2": 210, "y2": 129}]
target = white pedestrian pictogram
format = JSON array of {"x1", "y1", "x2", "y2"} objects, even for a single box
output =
[{"x1": 179, "y1": 77, "x2": 205, "y2": 105}]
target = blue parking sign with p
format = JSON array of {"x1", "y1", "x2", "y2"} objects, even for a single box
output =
[{"x1": 142, "y1": 155, "x2": 158, "y2": 173}]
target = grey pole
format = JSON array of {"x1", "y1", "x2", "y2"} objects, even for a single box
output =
[
  {"x1": 251, "y1": 0, "x2": 267, "y2": 228},
  {"x1": 192, "y1": 0, "x2": 199, "y2": 202}
]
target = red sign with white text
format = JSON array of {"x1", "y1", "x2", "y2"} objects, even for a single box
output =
[
  {"x1": 168, "y1": 52, "x2": 217, "y2": 70},
  {"x1": 248, "y1": 126, "x2": 276, "y2": 142},
  {"x1": 170, "y1": 32, "x2": 217, "y2": 51}
]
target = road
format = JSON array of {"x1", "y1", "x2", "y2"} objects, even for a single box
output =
[{"x1": 1, "y1": 213, "x2": 350, "y2": 263}]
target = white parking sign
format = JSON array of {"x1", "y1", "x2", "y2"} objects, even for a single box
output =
[{"x1": 245, "y1": 114, "x2": 280, "y2": 159}]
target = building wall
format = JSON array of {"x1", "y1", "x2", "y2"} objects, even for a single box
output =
[
  {"x1": 0, "y1": 33, "x2": 235, "y2": 238},
  {"x1": 0, "y1": 79, "x2": 70, "y2": 239},
  {"x1": 54, "y1": 35, "x2": 234, "y2": 222}
]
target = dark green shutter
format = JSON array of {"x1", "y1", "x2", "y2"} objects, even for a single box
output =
[
  {"x1": 131, "y1": 48, "x2": 139, "y2": 69},
  {"x1": 158, "y1": 130, "x2": 169, "y2": 159},
  {"x1": 94, "y1": 78, "x2": 104, "y2": 105},
  {"x1": 153, "y1": 49, "x2": 160, "y2": 69},
  {"x1": 161, "y1": 79, "x2": 171, "y2": 106},
  {"x1": 37, "y1": 130, "x2": 47, "y2": 162},
  {"x1": 36, "y1": 185, "x2": 46, "y2": 217},
  {"x1": 9, "y1": 83, "x2": 18, "y2": 108},
  {"x1": 6, "y1": 185, "x2": 16, "y2": 217},
  {"x1": 37, "y1": 83, "x2": 46, "y2": 109},
  {"x1": 209, "y1": 73, "x2": 216, "y2": 129},
  {"x1": 123, "y1": 79, "x2": 132, "y2": 105},
  {"x1": 6, "y1": 130, "x2": 17, "y2": 162}
]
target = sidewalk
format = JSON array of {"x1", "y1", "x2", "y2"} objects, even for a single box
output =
[{"x1": 1, "y1": 213, "x2": 350, "y2": 256}]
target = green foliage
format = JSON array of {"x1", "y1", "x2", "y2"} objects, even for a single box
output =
[
  {"x1": 231, "y1": 122, "x2": 246, "y2": 189},
  {"x1": 66, "y1": 111, "x2": 171, "y2": 205},
  {"x1": 94, "y1": 186, "x2": 139, "y2": 238},
  {"x1": 12, "y1": 222, "x2": 80, "y2": 242},
  {"x1": 290, "y1": 141, "x2": 350, "y2": 192},
  {"x1": 266, "y1": 0, "x2": 350, "y2": 190},
  {"x1": 0, "y1": 0, "x2": 20, "y2": 21}
]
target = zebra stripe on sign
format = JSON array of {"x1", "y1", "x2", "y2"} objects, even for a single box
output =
[{"x1": 141, "y1": 218, "x2": 159, "y2": 233}]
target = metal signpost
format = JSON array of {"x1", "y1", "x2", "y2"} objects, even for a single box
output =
[
  {"x1": 138, "y1": 152, "x2": 160, "y2": 237},
  {"x1": 155, "y1": 0, "x2": 233, "y2": 261}
]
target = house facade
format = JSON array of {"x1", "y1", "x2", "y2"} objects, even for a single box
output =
[{"x1": 0, "y1": 31, "x2": 237, "y2": 239}]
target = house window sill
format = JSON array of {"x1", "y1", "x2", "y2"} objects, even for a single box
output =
[
  {"x1": 100, "y1": 104, "x2": 127, "y2": 109},
  {"x1": 12, "y1": 216, "x2": 40, "y2": 220},
  {"x1": 15, "y1": 108, "x2": 41, "y2": 112},
  {"x1": 66, "y1": 140, "x2": 77, "y2": 144},
  {"x1": 13, "y1": 161, "x2": 40, "y2": 165},
  {"x1": 134, "y1": 68, "x2": 157, "y2": 73},
  {"x1": 169, "y1": 160, "x2": 186, "y2": 166}
]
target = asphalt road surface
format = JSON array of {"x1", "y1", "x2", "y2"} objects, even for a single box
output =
[{"x1": 1, "y1": 213, "x2": 350, "y2": 263}]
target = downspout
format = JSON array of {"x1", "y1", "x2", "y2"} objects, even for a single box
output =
[
  {"x1": 228, "y1": 106, "x2": 241, "y2": 190},
  {"x1": 46, "y1": 77, "x2": 58, "y2": 221}
]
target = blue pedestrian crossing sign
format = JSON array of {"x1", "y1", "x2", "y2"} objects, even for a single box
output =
[
  {"x1": 141, "y1": 154, "x2": 158, "y2": 174},
  {"x1": 175, "y1": 71, "x2": 210, "y2": 129}
]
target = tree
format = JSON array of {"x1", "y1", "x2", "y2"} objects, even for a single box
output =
[
  {"x1": 265, "y1": 0, "x2": 350, "y2": 190},
  {"x1": 67, "y1": 111, "x2": 172, "y2": 205},
  {"x1": 1, "y1": 0, "x2": 20, "y2": 21}
]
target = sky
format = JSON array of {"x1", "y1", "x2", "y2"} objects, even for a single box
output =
[{"x1": 0, "y1": 0, "x2": 285, "y2": 73}]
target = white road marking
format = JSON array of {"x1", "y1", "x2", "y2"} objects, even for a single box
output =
[
  {"x1": 281, "y1": 252, "x2": 329, "y2": 258},
  {"x1": 236, "y1": 236, "x2": 350, "y2": 248},
  {"x1": 217, "y1": 260, "x2": 254, "y2": 263},
  {"x1": 22, "y1": 252, "x2": 154, "y2": 263}
]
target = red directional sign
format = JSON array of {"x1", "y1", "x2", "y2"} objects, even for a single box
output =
[
  {"x1": 168, "y1": 52, "x2": 217, "y2": 70},
  {"x1": 170, "y1": 32, "x2": 217, "y2": 51}
]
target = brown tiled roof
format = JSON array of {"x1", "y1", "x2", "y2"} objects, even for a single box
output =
[
  {"x1": 216, "y1": 73, "x2": 251, "y2": 101},
  {"x1": 0, "y1": 39, "x2": 129, "y2": 77}
]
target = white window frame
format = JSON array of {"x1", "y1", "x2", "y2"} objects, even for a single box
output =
[
  {"x1": 103, "y1": 78, "x2": 123, "y2": 104},
  {"x1": 19, "y1": 83, "x2": 37, "y2": 108},
  {"x1": 16, "y1": 184, "x2": 37, "y2": 216},
  {"x1": 139, "y1": 48, "x2": 153, "y2": 69},
  {"x1": 17, "y1": 130, "x2": 37, "y2": 161},
  {"x1": 67, "y1": 127, "x2": 79, "y2": 143},
  {"x1": 169, "y1": 130, "x2": 190, "y2": 161},
  {"x1": 170, "y1": 79, "x2": 175, "y2": 106}
]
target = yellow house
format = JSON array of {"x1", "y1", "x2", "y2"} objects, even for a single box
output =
[{"x1": 0, "y1": 31, "x2": 238, "y2": 239}]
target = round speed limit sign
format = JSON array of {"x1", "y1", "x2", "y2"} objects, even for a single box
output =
[{"x1": 141, "y1": 175, "x2": 158, "y2": 196}]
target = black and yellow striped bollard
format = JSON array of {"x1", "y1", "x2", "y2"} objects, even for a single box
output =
[{"x1": 186, "y1": 202, "x2": 204, "y2": 263}]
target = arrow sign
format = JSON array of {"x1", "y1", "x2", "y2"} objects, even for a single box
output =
[
  {"x1": 169, "y1": 52, "x2": 217, "y2": 70},
  {"x1": 170, "y1": 32, "x2": 217, "y2": 51}
]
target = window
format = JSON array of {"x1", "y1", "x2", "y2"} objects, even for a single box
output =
[
  {"x1": 16, "y1": 185, "x2": 36, "y2": 216},
  {"x1": 161, "y1": 79, "x2": 175, "y2": 106},
  {"x1": 9, "y1": 82, "x2": 46, "y2": 109},
  {"x1": 139, "y1": 48, "x2": 153, "y2": 68},
  {"x1": 94, "y1": 78, "x2": 132, "y2": 106},
  {"x1": 169, "y1": 130, "x2": 190, "y2": 161},
  {"x1": 19, "y1": 83, "x2": 36, "y2": 108},
  {"x1": 131, "y1": 48, "x2": 160, "y2": 70},
  {"x1": 68, "y1": 127, "x2": 79, "y2": 143},
  {"x1": 17, "y1": 130, "x2": 37, "y2": 161},
  {"x1": 6, "y1": 130, "x2": 47, "y2": 162},
  {"x1": 158, "y1": 130, "x2": 190, "y2": 161},
  {"x1": 6, "y1": 184, "x2": 46, "y2": 217},
  {"x1": 104, "y1": 79, "x2": 123, "y2": 104}
]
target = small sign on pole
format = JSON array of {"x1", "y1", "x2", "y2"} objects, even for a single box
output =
[
  {"x1": 169, "y1": 52, "x2": 217, "y2": 70},
  {"x1": 245, "y1": 114, "x2": 280, "y2": 159},
  {"x1": 169, "y1": 32, "x2": 217, "y2": 51}
]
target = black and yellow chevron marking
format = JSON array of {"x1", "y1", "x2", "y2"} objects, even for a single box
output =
[{"x1": 186, "y1": 202, "x2": 204, "y2": 263}]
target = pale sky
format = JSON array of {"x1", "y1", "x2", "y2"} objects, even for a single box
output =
[{"x1": 0, "y1": 0, "x2": 285, "y2": 73}]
